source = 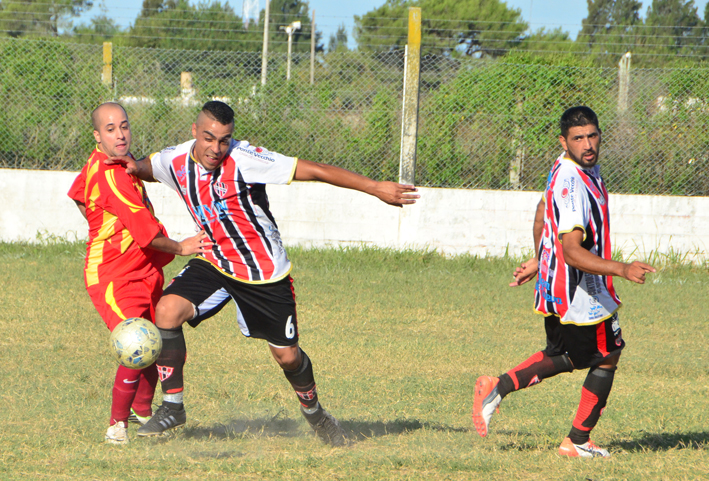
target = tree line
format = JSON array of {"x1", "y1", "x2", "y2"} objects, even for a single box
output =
[{"x1": 2, "y1": 0, "x2": 709, "y2": 65}]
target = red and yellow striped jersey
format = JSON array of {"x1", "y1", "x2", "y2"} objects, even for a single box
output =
[{"x1": 68, "y1": 147, "x2": 174, "y2": 288}]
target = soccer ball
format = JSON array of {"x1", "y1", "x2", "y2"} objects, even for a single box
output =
[{"x1": 109, "y1": 317, "x2": 162, "y2": 369}]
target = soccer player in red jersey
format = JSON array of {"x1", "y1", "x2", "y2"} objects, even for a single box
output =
[
  {"x1": 68, "y1": 102, "x2": 211, "y2": 444},
  {"x1": 109, "y1": 101, "x2": 419, "y2": 445},
  {"x1": 472, "y1": 106, "x2": 655, "y2": 458}
]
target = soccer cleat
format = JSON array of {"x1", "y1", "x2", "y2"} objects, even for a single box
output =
[
  {"x1": 136, "y1": 403, "x2": 186, "y2": 436},
  {"x1": 105, "y1": 421, "x2": 129, "y2": 445},
  {"x1": 128, "y1": 408, "x2": 152, "y2": 425},
  {"x1": 558, "y1": 437, "x2": 610, "y2": 458},
  {"x1": 472, "y1": 375, "x2": 502, "y2": 437},
  {"x1": 301, "y1": 405, "x2": 349, "y2": 447}
]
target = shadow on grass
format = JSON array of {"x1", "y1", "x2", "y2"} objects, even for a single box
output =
[
  {"x1": 345, "y1": 419, "x2": 469, "y2": 441},
  {"x1": 613, "y1": 431, "x2": 709, "y2": 452},
  {"x1": 182, "y1": 416, "x2": 302, "y2": 440},
  {"x1": 175, "y1": 416, "x2": 469, "y2": 443}
]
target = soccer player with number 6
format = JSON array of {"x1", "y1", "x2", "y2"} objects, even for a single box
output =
[{"x1": 109, "y1": 101, "x2": 419, "y2": 445}]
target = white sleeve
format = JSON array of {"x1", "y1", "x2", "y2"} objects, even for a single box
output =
[
  {"x1": 231, "y1": 142, "x2": 297, "y2": 185},
  {"x1": 149, "y1": 148, "x2": 178, "y2": 192},
  {"x1": 554, "y1": 173, "x2": 590, "y2": 240}
]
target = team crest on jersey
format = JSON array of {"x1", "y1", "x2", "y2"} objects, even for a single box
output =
[{"x1": 214, "y1": 182, "x2": 228, "y2": 197}]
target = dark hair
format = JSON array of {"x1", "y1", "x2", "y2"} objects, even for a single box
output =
[
  {"x1": 559, "y1": 106, "x2": 599, "y2": 137},
  {"x1": 201, "y1": 100, "x2": 234, "y2": 125}
]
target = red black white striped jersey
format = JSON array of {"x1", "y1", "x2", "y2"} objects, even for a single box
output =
[
  {"x1": 534, "y1": 153, "x2": 621, "y2": 325},
  {"x1": 150, "y1": 139, "x2": 297, "y2": 284}
]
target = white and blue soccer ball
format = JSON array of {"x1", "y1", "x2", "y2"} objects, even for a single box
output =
[{"x1": 109, "y1": 317, "x2": 162, "y2": 369}]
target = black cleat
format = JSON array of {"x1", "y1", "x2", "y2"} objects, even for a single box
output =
[
  {"x1": 301, "y1": 405, "x2": 349, "y2": 447},
  {"x1": 136, "y1": 403, "x2": 186, "y2": 436}
]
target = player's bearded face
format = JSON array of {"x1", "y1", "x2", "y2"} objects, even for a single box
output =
[
  {"x1": 560, "y1": 124, "x2": 601, "y2": 168},
  {"x1": 192, "y1": 114, "x2": 234, "y2": 171},
  {"x1": 94, "y1": 106, "x2": 131, "y2": 157}
]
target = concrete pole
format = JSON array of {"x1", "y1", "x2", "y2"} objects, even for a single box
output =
[
  {"x1": 398, "y1": 7, "x2": 422, "y2": 186},
  {"x1": 260, "y1": 0, "x2": 270, "y2": 86},
  {"x1": 618, "y1": 51, "x2": 631, "y2": 113},
  {"x1": 310, "y1": 10, "x2": 315, "y2": 85},
  {"x1": 102, "y1": 42, "x2": 112, "y2": 87},
  {"x1": 286, "y1": 26, "x2": 294, "y2": 80}
]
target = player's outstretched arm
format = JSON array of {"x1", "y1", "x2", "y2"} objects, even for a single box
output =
[
  {"x1": 149, "y1": 230, "x2": 213, "y2": 256},
  {"x1": 510, "y1": 258, "x2": 538, "y2": 287},
  {"x1": 294, "y1": 158, "x2": 419, "y2": 207},
  {"x1": 561, "y1": 229, "x2": 656, "y2": 284},
  {"x1": 105, "y1": 155, "x2": 157, "y2": 182}
]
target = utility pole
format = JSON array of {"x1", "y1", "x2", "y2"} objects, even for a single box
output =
[
  {"x1": 281, "y1": 21, "x2": 301, "y2": 81},
  {"x1": 260, "y1": 0, "x2": 270, "y2": 86}
]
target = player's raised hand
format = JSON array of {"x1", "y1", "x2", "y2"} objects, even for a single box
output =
[
  {"x1": 510, "y1": 258, "x2": 539, "y2": 287},
  {"x1": 105, "y1": 155, "x2": 139, "y2": 174},
  {"x1": 371, "y1": 181, "x2": 419, "y2": 207},
  {"x1": 177, "y1": 230, "x2": 213, "y2": 256},
  {"x1": 621, "y1": 261, "x2": 656, "y2": 284}
]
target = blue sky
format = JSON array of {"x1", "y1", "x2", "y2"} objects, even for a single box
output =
[{"x1": 78, "y1": 0, "x2": 709, "y2": 45}]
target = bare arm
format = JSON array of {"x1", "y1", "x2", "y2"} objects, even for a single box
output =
[
  {"x1": 73, "y1": 200, "x2": 87, "y2": 220},
  {"x1": 294, "y1": 158, "x2": 419, "y2": 207},
  {"x1": 149, "y1": 230, "x2": 212, "y2": 256},
  {"x1": 561, "y1": 229, "x2": 655, "y2": 283},
  {"x1": 106, "y1": 155, "x2": 156, "y2": 182},
  {"x1": 533, "y1": 198, "x2": 544, "y2": 254}
]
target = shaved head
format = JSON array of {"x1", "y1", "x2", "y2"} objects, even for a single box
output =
[
  {"x1": 92, "y1": 102, "x2": 131, "y2": 157},
  {"x1": 92, "y1": 102, "x2": 127, "y2": 130}
]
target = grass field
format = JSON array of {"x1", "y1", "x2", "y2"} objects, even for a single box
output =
[{"x1": 1, "y1": 241, "x2": 708, "y2": 480}]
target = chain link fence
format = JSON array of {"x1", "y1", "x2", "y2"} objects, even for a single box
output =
[{"x1": 1, "y1": 37, "x2": 708, "y2": 196}]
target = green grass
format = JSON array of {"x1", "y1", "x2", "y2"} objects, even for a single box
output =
[{"x1": 1, "y1": 242, "x2": 708, "y2": 480}]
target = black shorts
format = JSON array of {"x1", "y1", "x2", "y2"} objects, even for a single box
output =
[
  {"x1": 163, "y1": 258, "x2": 298, "y2": 347},
  {"x1": 544, "y1": 313, "x2": 625, "y2": 369}
]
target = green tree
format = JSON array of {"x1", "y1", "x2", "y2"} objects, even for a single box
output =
[
  {"x1": 265, "y1": 0, "x2": 321, "y2": 53},
  {"x1": 516, "y1": 27, "x2": 575, "y2": 54},
  {"x1": 576, "y1": 0, "x2": 642, "y2": 64},
  {"x1": 126, "y1": 0, "x2": 258, "y2": 50},
  {"x1": 328, "y1": 24, "x2": 348, "y2": 52},
  {"x1": 0, "y1": 0, "x2": 93, "y2": 38},
  {"x1": 354, "y1": 0, "x2": 527, "y2": 57},
  {"x1": 71, "y1": 15, "x2": 122, "y2": 43},
  {"x1": 640, "y1": 0, "x2": 702, "y2": 64}
]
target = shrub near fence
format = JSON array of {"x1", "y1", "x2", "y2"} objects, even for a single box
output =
[{"x1": 1, "y1": 38, "x2": 708, "y2": 196}]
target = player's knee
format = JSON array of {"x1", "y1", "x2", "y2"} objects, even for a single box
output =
[
  {"x1": 271, "y1": 345, "x2": 301, "y2": 370},
  {"x1": 155, "y1": 294, "x2": 193, "y2": 329}
]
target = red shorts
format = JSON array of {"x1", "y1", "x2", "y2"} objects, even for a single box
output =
[{"x1": 87, "y1": 270, "x2": 165, "y2": 331}]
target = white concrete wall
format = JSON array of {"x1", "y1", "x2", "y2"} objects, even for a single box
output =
[{"x1": 2, "y1": 168, "x2": 707, "y2": 260}]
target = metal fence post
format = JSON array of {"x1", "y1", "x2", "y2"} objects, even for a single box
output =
[
  {"x1": 618, "y1": 51, "x2": 631, "y2": 113},
  {"x1": 399, "y1": 7, "x2": 422, "y2": 186},
  {"x1": 102, "y1": 42, "x2": 112, "y2": 87}
]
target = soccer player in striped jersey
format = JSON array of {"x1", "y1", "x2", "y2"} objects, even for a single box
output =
[
  {"x1": 109, "y1": 100, "x2": 419, "y2": 445},
  {"x1": 68, "y1": 102, "x2": 211, "y2": 445},
  {"x1": 472, "y1": 106, "x2": 655, "y2": 458}
]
